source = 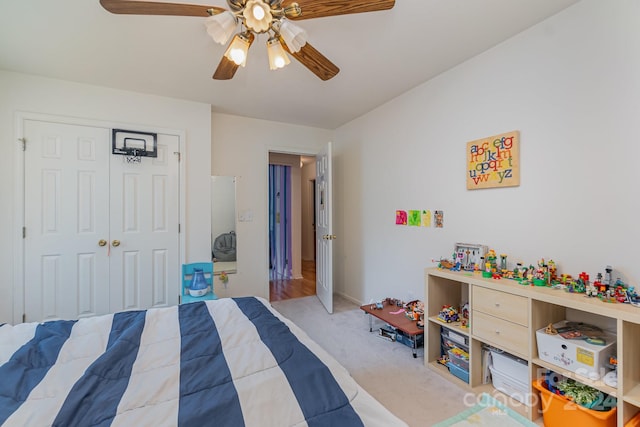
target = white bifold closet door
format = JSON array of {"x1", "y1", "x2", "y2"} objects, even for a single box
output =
[{"x1": 23, "y1": 119, "x2": 180, "y2": 322}]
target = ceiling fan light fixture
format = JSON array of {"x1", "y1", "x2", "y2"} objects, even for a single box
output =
[
  {"x1": 224, "y1": 33, "x2": 252, "y2": 66},
  {"x1": 227, "y1": 0, "x2": 246, "y2": 12},
  {"x1": 282, "y1": 3, "x2": 302, "y2": 19},
  {"x1": 267, "y1": 37, "x2": 290, "y2": 70},
  {"x1": 278, "y1": 19, "x2": 307, "y2": 53},
  {"x1": 205, "y1": 11, "x2": 237, "y2": 45},
  {"x1": 244, "y1": 0, "x2": 272, "y2": 32}
]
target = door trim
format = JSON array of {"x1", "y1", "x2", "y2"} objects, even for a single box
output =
[{"x1": 13, "y1": 111, "x2": 187, "y2": 324}]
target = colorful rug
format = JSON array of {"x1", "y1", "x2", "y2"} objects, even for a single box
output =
[{"x1": 432, "y1": 393, "x2": 537, "y2": 427}]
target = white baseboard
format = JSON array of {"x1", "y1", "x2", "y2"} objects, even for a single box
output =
[{"x1": 334, "y1": 291, "x2": 363, "y2": 306}]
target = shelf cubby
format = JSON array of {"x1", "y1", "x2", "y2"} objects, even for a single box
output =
[{"x1": 425, "y1": 267, "x2": 640, "y2": 424}]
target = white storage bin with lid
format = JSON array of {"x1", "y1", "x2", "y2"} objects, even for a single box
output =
[
  {"x1": 536, "y1": 320, "x2": 616, "y2": 380},
  {"x1": 489, "y1": 365, "x2": 533, "y2": 406},
  {"x1": 490, "y1": 348, "x2": 528, "y2": 385}
]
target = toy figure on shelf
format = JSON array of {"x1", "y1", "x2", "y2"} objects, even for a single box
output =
[
  {"x1": 532, "y1": 263, "x2": 547, "y2": 286},
  {"x1": 578, "y1": 272, "x2": 590, "y2": 286},
  {"x1": 500, "y1": 254, "x2": 508, "y2": 271},
  {"x1": 460, "y1": 302, "x2": 470, "y2": 328},
  {"x1": 435, "y1": 258, "x2": 455, "y2": 270},
  {"x1": 604, "y1": 265, "x2": 613, "y2": 287},
  {"x1": 584, "y1": 282, "x2": 598, "y2": 297},
  {"x1": 585, "y1": 282, "x2": 599, "y2": 297},
  {"x1": 574, "y1": 279, "x2": 586, "y2": 294},
  {"x1": 559, "y1": 274, "x2": 572, "y2": 285},
  {"x1": 600, "y1": 290, "x2": 617, "y2": 303},
  {"x1": 486, "y1": 249, "x2": 497, "y2": 272},
  {"x1": 524, "y1": 265, "x2": 535, "y2": 285},
  {"x1": 627, "y1": 287, "x2": 640, "y2": 307},
  {"x1": 614, "y1": 286, "x2": 628, "y2": 303},
  {"x1": 544, "y1": 323, "x2": 558, "y2": 335},
  {"x1": 535, "y1": 258, "x2": 551, "y2": 285},
  {"x1": 404, "y1": 300, "x2": 424, "y2": 320},
  {"x1": 593, "y1": 273, "x2": 606, "y2": 294},
  {"x1": 438, "y1": 305, "x2": 460, "y2": 323},
  {"x1": 547, "y1": 259, "x2": 557, "y2": 282}
]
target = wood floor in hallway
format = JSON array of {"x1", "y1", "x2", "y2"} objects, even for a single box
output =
[{"x1": 269, "y1": 259, "x2": 316, "y2": 301}]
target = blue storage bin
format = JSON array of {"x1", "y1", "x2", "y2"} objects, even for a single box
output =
[
  {"x1": 396, "y1": 330, "x2": 424, "y2": 348},
  {"x1": 447, "y1": 361, "x2": 469, "y2": 383}
]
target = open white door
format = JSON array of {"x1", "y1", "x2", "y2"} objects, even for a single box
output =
[{"x1": 315, "y1": 142, "x2": 333, "y2": 313}]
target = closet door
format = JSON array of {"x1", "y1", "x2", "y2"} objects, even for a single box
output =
[
  {"x1": 109, "y1": 133, "x2": 180, "y2": 312},
  {"x1": 24, "y1": 120, "x2": 111, "y2": 321},
  {"x1": 23, "y1": 120, "x2": 181, "y2": 322}
]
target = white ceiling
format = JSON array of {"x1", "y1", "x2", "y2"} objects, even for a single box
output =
[{"x1": 0, "y1": 0, "x2": 579, "y2": 129}]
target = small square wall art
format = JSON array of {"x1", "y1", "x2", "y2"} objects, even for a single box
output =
[
  {"x1": 408, "y1": 210, "x2": 421, "y2": 226},
  {"x1": 434, "y1": 210, "x2": 444, "y2": 228}
]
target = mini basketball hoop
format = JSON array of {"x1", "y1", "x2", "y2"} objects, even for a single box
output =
[
  {"x1": 112, "y1": 129, "x2": 157, "y2": 163},
  {"x1": 125, "y1": 150, "x2": 143, "y2": 164}
]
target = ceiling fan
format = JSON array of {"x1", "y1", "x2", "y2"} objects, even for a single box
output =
[{"x1": 99, "y1": 0, "x2": 395, "y2": 81}]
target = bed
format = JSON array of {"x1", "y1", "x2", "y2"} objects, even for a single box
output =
[{"x1": 0, "y1": 297, "x2": 407, "y2": 427}]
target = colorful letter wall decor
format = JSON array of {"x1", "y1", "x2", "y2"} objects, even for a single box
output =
[
  {"x1": 467, "y1": 130, "x2": 520, "y2": 190},
  {"x1": 395, "y1": 209, "x2": 437, "y2": 227}
]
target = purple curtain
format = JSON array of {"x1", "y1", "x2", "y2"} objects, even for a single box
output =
[{"x1": 269, "y1": 165, "x2": 292, "y2": 280}]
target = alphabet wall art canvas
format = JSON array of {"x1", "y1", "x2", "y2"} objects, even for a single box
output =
[{"x1": 466, "y1": 130, "x2": 520, "y2": 190}]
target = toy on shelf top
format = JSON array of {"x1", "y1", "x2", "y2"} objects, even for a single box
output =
[
  {"x1": 453, "y1": 242, "x2": 488, "y2": 271},
  {"x1": 438, "y1": 305, "x2": 460, "y2": 323},
  {"x1": 404, "y1": 300, "x2": 424, "y2": 322},
  {"x1": 434, "y1": 242, "x2": 640, "y2": 308},
  {"x1": 432, "y1": 242, "x2": 639, "y2": 307}
]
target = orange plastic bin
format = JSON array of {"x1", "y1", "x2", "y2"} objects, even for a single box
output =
[
  {"x1": 627, "y1": 411, "x2": 640, "y2": 427},
  {"x1": 532, "y1": 379, "x2": 616, "y2": 427}
]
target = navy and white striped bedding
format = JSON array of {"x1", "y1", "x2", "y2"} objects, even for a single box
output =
[{"x1": 0, "y1": 297, "x2": 407, "y2": 427}]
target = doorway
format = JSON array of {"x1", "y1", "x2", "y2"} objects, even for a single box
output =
[{"x1": 268, "y1": 153, "x2": 317, "y2": 302}]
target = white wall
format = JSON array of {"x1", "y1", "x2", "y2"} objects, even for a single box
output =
[
  {"x1": 333, "y1": 0, "x2": 640, "y2": 304},
  {"x1": 5, "y1": 0, "x2": 636, "y2": 321},
  {"x1": 211, "y1": 113, "x2": 332, "y2": 298},
  {"x1": 0, "y1": 71, "x2": 212, "y2": 324}
]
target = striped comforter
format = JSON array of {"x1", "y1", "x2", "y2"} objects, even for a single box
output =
[{"x1": 0, "y1": 297, "x2": 407, "y2": 427}]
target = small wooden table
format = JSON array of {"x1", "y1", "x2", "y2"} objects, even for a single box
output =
[{"x1": 360, "y1": 301, "x2": 424, "y2": 358}]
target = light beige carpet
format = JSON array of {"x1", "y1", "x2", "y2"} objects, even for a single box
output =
[
  {"x1": 433, "y1": 393, "x2": 538, "y2": 426},
  {"x1": 271, "y1": 295, "x2": 474, "y2": 427}
]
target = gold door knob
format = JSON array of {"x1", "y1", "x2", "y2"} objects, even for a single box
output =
[
  {"x1": 112, "y1": 240, "x2": 121, "y2": 247},
  {"x1": 98, "y1": 239, "x2": 107, "y2": 247}
]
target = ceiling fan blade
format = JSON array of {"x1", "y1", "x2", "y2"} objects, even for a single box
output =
[
  {"x1": 213, "y1": 57, "x2": 241, "y2": 80},
  {"x1": 99, "y1": 0, "x2": 225, "y2": 17},
  {"x1": 281, "y1": 40, "x2": 339, "y2": 81},
  {"x1": 283, "y1": 0, "x2": 395, "y2": 20}
]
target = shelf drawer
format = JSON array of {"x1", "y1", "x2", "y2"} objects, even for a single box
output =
[
  {"x1": 472, "y1": 286, "x2": 528, "y2": 326},
  {"x1": 472, "y1": 310, "x2": 528, "y2": 356}
]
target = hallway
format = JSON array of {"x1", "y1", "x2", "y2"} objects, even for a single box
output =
[{"x1": 269, "y1": 259, "x2": 316, "y2": 301}]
